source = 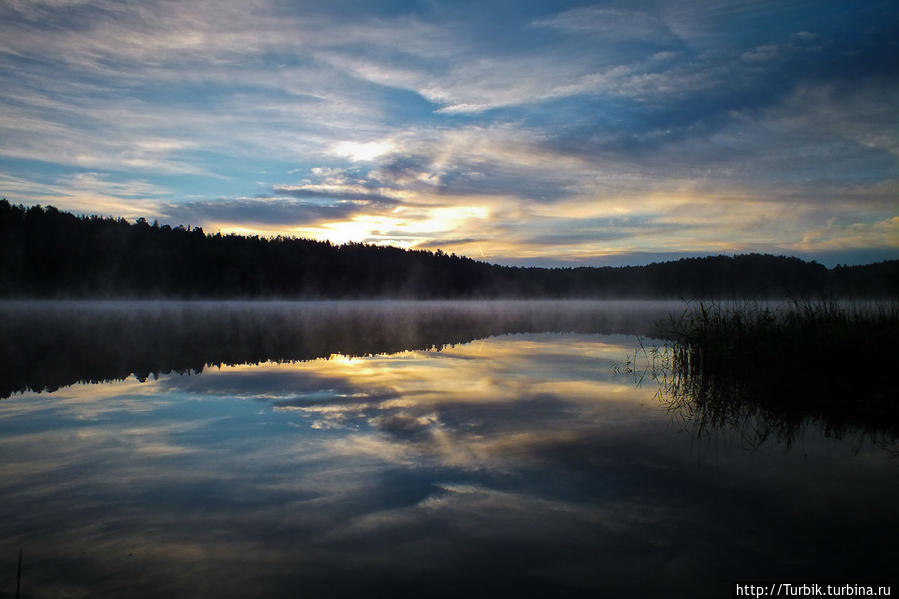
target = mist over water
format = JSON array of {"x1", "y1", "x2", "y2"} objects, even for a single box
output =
[
  {"x1": 1, "y1": 301, "x2": 896, "y2": 598},
  {"x1": 0, "y1": 299, "x2": 682, "y2": 398}
]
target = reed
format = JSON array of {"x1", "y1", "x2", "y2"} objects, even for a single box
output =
[{"x1": 648, "y1": 300, "x2": 899, "y2": 444}]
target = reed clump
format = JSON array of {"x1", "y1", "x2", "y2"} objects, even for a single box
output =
[{"x1": 658, "y1": 300, "x2": 899, "y2": 443}]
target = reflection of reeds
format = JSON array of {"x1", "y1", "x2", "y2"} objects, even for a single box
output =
[{"x1": 627, "y1": 301, "x2": 899, "y2": 446}]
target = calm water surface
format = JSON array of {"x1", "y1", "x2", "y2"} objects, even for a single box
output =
[{"x1": 0, "y1": 301, "x2": 896, "y2": 597}]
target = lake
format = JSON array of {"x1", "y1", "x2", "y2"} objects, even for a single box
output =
[{"x1": 1, "y1": 301, "x2": 896, "y2": 597}]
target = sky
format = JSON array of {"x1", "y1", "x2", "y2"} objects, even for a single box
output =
[{"x1": 0, "y1": 0, "x2": 897, "y2": 267}]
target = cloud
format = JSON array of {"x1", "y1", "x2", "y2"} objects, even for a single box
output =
[
  {"x1": 741, "y1": 44, "x2": 781, "y2": 63},
  {"x1": 0, "y1": 0, "x2": 897, "y2": 265},
  {"x1": 0, "y1": 171, "x2": 167, "y2": 218},
  {"x1": 158, "y1": 199, "x2": 371, "y2": 229},
  {"x1": 332, "y1": 140, "x2": 397, "y2": 162},
  {"x1": 532, "y1": 6, "x2": 673, "y2": 41},
  {"x1": 273, "y1": 185, "x2": 400, "y2": 207}
]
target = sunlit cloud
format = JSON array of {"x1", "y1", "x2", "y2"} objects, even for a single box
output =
[{"x1": 332, "y1": 140, "x2": 397, "y2": 162}]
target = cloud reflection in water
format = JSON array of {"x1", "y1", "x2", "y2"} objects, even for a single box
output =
[{"x1": 0, "y1": 333, "x2": 896, "y2": 598}]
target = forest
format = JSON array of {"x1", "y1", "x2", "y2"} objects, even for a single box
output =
[{"x1": 1, "y1": 199, "x2": 896, "y2": 298}]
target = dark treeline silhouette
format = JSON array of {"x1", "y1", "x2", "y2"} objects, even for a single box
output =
[{"x1": 1, "y1": 200, "x2": 896, "y2": 297}]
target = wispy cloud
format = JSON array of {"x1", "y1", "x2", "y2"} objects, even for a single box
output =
[
  {"x1": 532, "y1": 6, "x2": 673, "y2": 41},
  {"x1": 0, "y1": 0, "x2": 896, "y2": 265}
]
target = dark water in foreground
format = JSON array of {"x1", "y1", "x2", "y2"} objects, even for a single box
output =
[{"x1": 0, "y1": 301, "x2": 896, "y2": 598}]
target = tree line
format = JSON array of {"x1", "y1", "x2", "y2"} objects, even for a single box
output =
[{"x1": 1, "y1": 200, "x2": 896, "y2": 298}]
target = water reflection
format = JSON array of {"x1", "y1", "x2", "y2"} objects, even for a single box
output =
[
  {"x1": 0, "y1": 300, "x2": 675, "y2": 399},
  {"x1": 1, "y1": 329, "x2": 896, "y2": 598},
  {"x1": 161, "y1": 335, "x2": 647, "y2": 471}
]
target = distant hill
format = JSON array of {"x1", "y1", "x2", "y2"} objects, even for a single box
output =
[{"x1": 1, "y1": 200, "x2": 896, "y2": 298}]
